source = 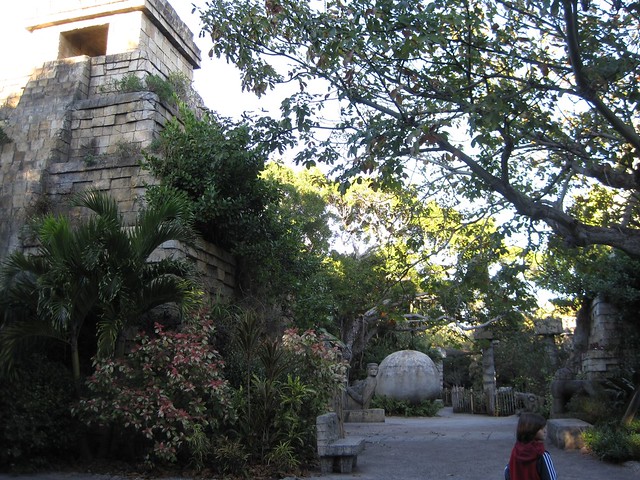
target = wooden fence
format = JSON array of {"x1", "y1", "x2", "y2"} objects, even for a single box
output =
[{"x1": 448, "y1": 387, "x2": 520, "y2": 416}]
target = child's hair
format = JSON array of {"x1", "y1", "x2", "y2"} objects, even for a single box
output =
[{"x1": 516, "y1": 412, "x2": 547, "y2": 443}]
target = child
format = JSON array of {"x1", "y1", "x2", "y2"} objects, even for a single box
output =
[{"x1": 505, "y1": 412, "x2": 558, "y2": 480}]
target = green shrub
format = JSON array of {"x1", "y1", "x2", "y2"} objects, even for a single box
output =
[
  {"x1": 143, "y1": 107, "x2": 280, "y2": 250},
  {"x1": 583, "y1": 421, "x2": 640, "y2": 463},
  {"x1": 184, "y1": 423, "x2": 211, "y2": 471},
  {"x1": 0, "y1": 356, "x2": 80, "y2": 470},
  {"x1": 110, "y1": 72, "x2": 190, "y2": 106},
  {"x1": 166, "y1": 71, "x2": 194, "y2": 104},
  {"x1": 371, "y1": 396, "x2": 442, "y2": 417},
  {"x1": 114, "y1": 73, "x2": 144, "y2": 93},
  {"x1": 213, "y1": 436, "x2": 248, "y2": 475},
  {"x1": 630, "y1": 426, "x2": 640, "y2": 459},
  {"x1": 229, "y1": 317, "x2": 348, "y2": 475},
  {"x1": 145, "y1": 74, "x2": 175, "y2": 104},
  {"x1": 114, "y1": 139, "x2": 140, "y2": 160},
  {"x1": 494, "y1": 329, "x2": 560, "y2": 399},
  {"x1": 266, "y1": 440, "x2": 300, "y2": 476},
  {"x1": 566, "y1": 393, "x2": 625, "y2": 425}
]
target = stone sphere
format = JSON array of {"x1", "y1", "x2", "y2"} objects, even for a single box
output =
[{"x1": 374, "y1": 350, "x2": 441, "y2": 403}]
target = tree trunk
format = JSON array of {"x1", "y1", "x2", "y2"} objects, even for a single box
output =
[
  {"x1": 70, "y1": 336, "x2": 92, "y2": 460},
  {"x1": 482, "y1": 342, "x2": 497, "y2": 416},
  {"x1": 342, "y1": 311, "x2": 380, "y2": 367},
  {"x1": 71, "y1": 337, "x2": 81, "y2": 398}
]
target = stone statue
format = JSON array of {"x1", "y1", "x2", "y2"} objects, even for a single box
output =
[
  {"x1": 346, "y1": 363, "x2": 378, "y2": 409},
  {"x1": 550, "y1": 367, "x2": 603, "y2": 416},
  {"x1": 514, "y1": 392, "x2": 545, "y2": 413}
]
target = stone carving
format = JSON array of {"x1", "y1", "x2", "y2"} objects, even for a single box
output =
[
  {"x1": 550, "y1": 367, "x2": 604, "y2": 416},
  {"x1": 514, "y1": 391, "x2": 545, "y2": 413},
  {"x1": 346, "y1": 363, "x2": 378, "y2": 409}
]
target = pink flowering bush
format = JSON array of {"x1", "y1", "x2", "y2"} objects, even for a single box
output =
[
  {"x1": 281, "y1": 327, "x2": 348, "y2": 405},
  {"x1": 74, "y1": 319, "x2": 233, "y2": 467}
]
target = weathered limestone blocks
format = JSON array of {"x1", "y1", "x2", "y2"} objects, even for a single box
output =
[
  {"x1": 0, "y1": 58, "x2": 92, "y2": 256},
  {"x1": 577, "y1": 297, "x2": 626, "y2": 379},
  {"x1": 68, "y1": 91, "x2": 173, "y2": 160},
  {"x1": 0, "y1": 1, "x2": 235, "y2": 301},
  {"x1": 150, "y1": 240, "x2": 236, "y2": 300},
  {"x1": 316, "y1": 412, "x2": 365, "y2": 474}
]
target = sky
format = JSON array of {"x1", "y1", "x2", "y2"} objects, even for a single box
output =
[{"x1": 168, "y1": 0, "x2": 288, "y2": 119}]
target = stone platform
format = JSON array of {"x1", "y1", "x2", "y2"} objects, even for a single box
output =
[{"x1": 547, "y1": 418, "x2": 592, "y2": 449}]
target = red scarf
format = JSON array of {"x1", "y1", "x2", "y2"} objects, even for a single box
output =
[{"x1": 508, "y1": 441, "x2": 545, "y2": 480}]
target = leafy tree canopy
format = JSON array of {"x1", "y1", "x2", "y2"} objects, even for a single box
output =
[
  {"x1": 534, "y1": 238, "x2": 640, "y2": 315},
  {"x1": 303, "y1": 171, "x2": 538, "y2": 362},
  {"x1": 199, "y1": 0, "x2": 640, "y2": 256}
]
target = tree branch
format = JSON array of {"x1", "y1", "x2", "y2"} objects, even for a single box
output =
[
  {"x1": 403, "y1": 313, "x2": 503, "y2": 331},
  {"x1": 562, "y1": 0, "x2": 640, "y2": 152},
  {"x1": 569, "y1": 160, "x2": 640, "y2": 190},
  {"x1": 432, "y1": 133, "x2": 640, "y2": 256}
]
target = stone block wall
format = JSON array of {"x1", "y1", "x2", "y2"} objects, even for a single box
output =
[
  {"x1": 589, "y1": 298, "x2": 620, "y2": 349},
  {"x1": 581, "y1": 350, "x2": 623, "y2": 379},
  {"x1": 68, "y1": 90, "x2": 171, "y2": 161},
  {"x1": 139, "y1": 0, "x2": 200, "y2": 72},
  {"x1": 88, "y1": 51, "x2": 157, "y2": 98},
  {"x1": 0, "y1": 0, "x2": 237, "y2": 300},
  {"x1": 2, "y1": 0, "x2": 200, "y2": 106},
  {"x1": 46, "y1": 87, "x2": 158, "y2": 225},
  {"x1": 150, "y1": 240, "x2": 236, "y2": 300},
  {"x1": 580, "y1": 296, "x2": 639, "y2": 379},
  {"x1": 0, "y1": 57, "x2": 92, "y2": 255},
  {"x1": 1, "y1": 54, "x2": 171, "y2": 253},
  {"x1": 583, "y1": 297, "x2": 620, "y2": 378}
]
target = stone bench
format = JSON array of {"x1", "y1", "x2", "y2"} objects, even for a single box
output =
[
  {"x1": 344, "y1": 408, "x2": 386, "y2": 423},
  {"x1": 547, "y1": 418, "x2": 592, "y2": 449},
  {"x1": 316, "y1": 412, "x2": 365, "y2": 474}
]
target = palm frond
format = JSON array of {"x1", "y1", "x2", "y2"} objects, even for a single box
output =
[
  {"x1": 95, "y1": 317, "x2": 122, "y2": 359},
  {"x1": 0, "y1": 316, "x2": 68, "y2": 375},
  {"x1": 39, "y1": 295, "x2": 72, "y2": 333},
  {"x1": 0, "y1": 253, "x2": 41, "y2": 311},
  {"x1": 1, "y1": 188, "x2": 203, "y2": 370},
  {"x1": 132, "y1": 192, "x2": 196, "y2": 258},
  {"x1": 135, "y1": 276, "x2": 202, "y2": 317},
  {"x1": 1, "y1": 251, "x2": 49, "y2": 279},
  {"x1": 73, "y1": 189, "x2": 121, "y2": 226}
]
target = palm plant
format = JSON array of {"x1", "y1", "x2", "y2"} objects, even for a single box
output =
[{"x1": 0, "y1": 190, "x2": 201, "y2": 393}]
